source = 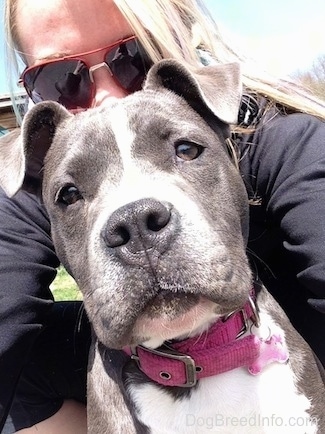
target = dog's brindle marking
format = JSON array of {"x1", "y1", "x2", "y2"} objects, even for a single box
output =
[{"x1": 0, "y1": 60, "x2": 324, "y2": 433}]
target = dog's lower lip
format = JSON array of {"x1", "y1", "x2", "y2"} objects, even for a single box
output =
[
  {"x1": 144, "y1": 291, "x2": 200, "y2": 314},
  {"x1": 132, "y1": 295, "x2": 219, "y2": 346}
]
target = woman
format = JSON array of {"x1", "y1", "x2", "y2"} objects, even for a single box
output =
[{"x1": 1, "y1": 0, "x2": 325, "y2": 432}]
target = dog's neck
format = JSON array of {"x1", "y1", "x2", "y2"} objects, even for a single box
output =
[{"x1": 123, "y1": 291, "x2": 273, "y2": 388}]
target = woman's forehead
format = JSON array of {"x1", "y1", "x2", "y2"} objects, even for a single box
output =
[{"x1": 16, "y1": 0, "x2": 133, "y2": 64}]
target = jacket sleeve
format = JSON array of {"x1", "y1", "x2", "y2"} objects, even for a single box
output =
[
  {"x1": 0, "y1": 187, "x2": 59, "y2": 428},
  {"x1": 240, "y1": 111, "x2": 325, "y2": 361},
  {"x1": 250, "y1": 112, "x2": 325, "y2": 298}
]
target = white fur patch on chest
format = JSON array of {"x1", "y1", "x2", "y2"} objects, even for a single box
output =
[
  {"x1": 128, "y1": 312, "x2": 317, "y2": 434},
  {"x1": 129, "y1": 368, "x2": 315, "y2": 434}
]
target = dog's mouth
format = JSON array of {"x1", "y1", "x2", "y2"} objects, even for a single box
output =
[{"x1": 131, "y1": 291, "x2": 227, "y2": 349}]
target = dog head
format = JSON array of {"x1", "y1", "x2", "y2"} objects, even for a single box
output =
[{"x1": 0, "y1": 60, "x2": 252, "y2": 348}]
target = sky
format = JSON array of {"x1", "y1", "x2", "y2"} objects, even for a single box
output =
[
  {"x1": 205, "y1": 0, "x2": 325, "y2": 77},
  {"x1": 0, "y1": 0, "x2": 324, "y2": 95}
]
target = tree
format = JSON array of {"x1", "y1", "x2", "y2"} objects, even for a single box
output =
[{"x1": 293, "y1": 55, "x2": 325, "y2": 101}]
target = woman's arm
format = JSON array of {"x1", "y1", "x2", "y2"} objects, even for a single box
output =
[
  {"x1": 0, "y1": 187, "x2": 59, "y2": 430},
  {"x1": 241, "y1": 111, "x2": 325, "y2": 363}
]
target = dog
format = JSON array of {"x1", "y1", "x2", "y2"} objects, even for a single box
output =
[{"x1": 0, "y1": 59, "x2": 324, "y2": 433}]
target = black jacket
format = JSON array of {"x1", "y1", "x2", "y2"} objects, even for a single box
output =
[
  {"x1": 239, "y1": 107, "x2": 325, "y2": 358},
  {"x1": 0, "y1": 189, "x2": 59, "y2": 428},
  {"x1": 0, "y1": 107, "x2": 324, "y2": 427}
]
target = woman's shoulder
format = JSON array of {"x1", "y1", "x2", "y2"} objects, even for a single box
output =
[
  {"x1": 255, "y1": 108, "x2": 325, "y2": 176},
  {"x1": 239, "y1": 95, "x2": 325, "y2": 149},
  {"x1": 260, "y1": 106, "x2": 324, "y2": 143},
  {"x1": 238, "y1": 102, "x2": 325, "y2": 201}
]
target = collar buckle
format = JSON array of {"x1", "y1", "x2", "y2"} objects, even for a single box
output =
[
  {"x1": 222, "y1": 295, "x2": 260, "y2": 338},
  {"x1": 248, "y1": 295, "x2": 261, "y2": 327},
  {"x1": 223, "y1": 306, "x2": 249, "y2": 338},
  {"x1": 131, "y1": 344, "x2": 197, "y2": 387}
]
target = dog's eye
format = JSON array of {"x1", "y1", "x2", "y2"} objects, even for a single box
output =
[
  {"x1": 56, "y1": 185, "x2": 83, "y2": 205},
  {"x1": 175, "y1": 141, "x2": 204, "y2": 161}
]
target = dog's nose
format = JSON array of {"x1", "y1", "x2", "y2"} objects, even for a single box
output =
[{"x1": 102, "y1": 199, "x2": 177, "y2": 262}]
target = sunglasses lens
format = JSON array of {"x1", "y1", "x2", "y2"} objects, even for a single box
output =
[
  {"x1": 22, "y1": 38, "x2": 153, "y2": 109},
  {"x1": 105, "y1": 39, "x2": 152, "y2": 93},
  {"x1": 23, "y1": 60, "x2": 93, "y2": 110}
]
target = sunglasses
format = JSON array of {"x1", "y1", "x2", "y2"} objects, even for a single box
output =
[{"x1": 18, "y1": 36, "x2": 153, "y2": 110}]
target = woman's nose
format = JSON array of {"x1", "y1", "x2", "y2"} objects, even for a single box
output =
[{"x1": 91, "y1": 65, "x2": 128, "y2": 106}]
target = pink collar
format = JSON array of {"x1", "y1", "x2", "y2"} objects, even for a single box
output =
[{"x1": 123, "y1": 295, "x2": 264, "y2": 387}]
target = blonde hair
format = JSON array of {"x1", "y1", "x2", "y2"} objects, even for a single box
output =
[{"x1": 4, "y1": 0, "x2": 325, "y2": 122}]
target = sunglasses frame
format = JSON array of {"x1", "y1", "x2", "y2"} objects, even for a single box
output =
[{"x1": 18, "y1": 35, "x2": 151, "y2": 109}]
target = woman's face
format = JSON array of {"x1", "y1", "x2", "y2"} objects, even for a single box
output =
[{"x1": 16, "y1": 0, "x2": 134, "y2": 105}]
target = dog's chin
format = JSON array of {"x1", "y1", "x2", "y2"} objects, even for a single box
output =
[{"x1": 131, "y1": 296, "x2": 220, "y2": 349}]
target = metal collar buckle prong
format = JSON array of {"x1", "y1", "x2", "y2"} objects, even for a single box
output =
[{"x1": 223, "y1": 295, "x2": 260, "y2": 338}]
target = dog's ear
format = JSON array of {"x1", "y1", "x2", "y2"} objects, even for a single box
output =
[
  {"x1": 0, "y1": 101, "x2": 72, "y2": 197},
  {"x1": 143, "y1": 59, "x2": 242, "y2": 125}
]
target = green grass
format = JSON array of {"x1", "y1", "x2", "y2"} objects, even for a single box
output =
[{"x1": 50, "y1": 266, "x2": 83, "y2": 301}]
